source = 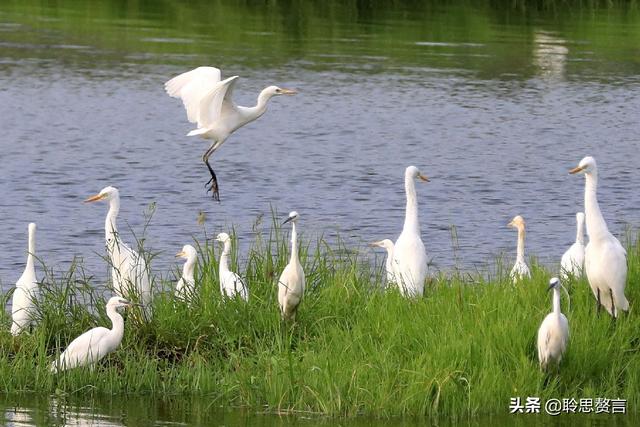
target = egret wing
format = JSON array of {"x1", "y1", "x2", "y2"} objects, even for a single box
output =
[
  {"x1": 197, "y1": 76, "x2": 239, "y2": 128},
  {"x1": 165, "y1": 67, "x2": 222, "y2": 124},
  {"x1": 54, "y1": 327, "x2": 110, "y2": 371}
]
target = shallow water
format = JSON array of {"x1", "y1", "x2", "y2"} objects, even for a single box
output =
[{"x1": 1, "y1": 2, "x2": 640, "y2": 286}]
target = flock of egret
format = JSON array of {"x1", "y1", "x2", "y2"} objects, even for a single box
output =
[{"x1": 6, "y1": 66, "x2": 632, "y2": 374}]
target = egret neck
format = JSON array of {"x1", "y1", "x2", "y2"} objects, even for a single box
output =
[
  {"x1": 106, "y1": 302, "x2": 125, "y2": 348},
  {"x1": 25, "y1": 224, "x2": 36, "y2": 273},
  {"x1": 576, "y1": 215, "x2": 586, "y2": 245},
  {"x1": 104, "y1": 194, "x2": 121, "y2": 249},
  {"x1": 552, "y1": 287, "x2": 561, "y2": 317},
  {"x1": 220, "y1": 239, "x2": 231, "y2": 276},
  {"x1": 290, "y1": 221, "x2": 299, "y2": 265},
  {"x1": 516, "y1": 225, "x2": 526, "y2": 263},
  {"x1": 237, "y1": 88, "x2": 274, "y2": 124},
  {"x1": 403, "y1": 168, "x2": 421, "y2": 236},
  {"x1": 182, "y1": 253, "x2": 196, "y2": 283},
  {"x1": 583, "y1": 169, "x2": 608, "y2": 241}
]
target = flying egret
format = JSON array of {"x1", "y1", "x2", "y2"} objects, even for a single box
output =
[
  {"x1": 369, "y1": 239, "x2": 397, "y2": 285},
  {"x1": 165, "y1": 66, "x2": 297, "y2": 201},
  {"x1": 51, "y1": 297, "x2": 135, "y2": 373},
  {"x1": 560, "y1": 212, "x2": 586, "y2": 280},
  {"x1": 508, "y1": 215, "x2": 531, "y2": 283},
  {"x1": 216, "y1": 233, "x2": 249, "y2": 301},
  {"x1": 393, "y1": 166, "x2": 429, "y2": 297},
  {"x1": 537, "y1": 277, "x2": 569, "y2": 371},
  {"x1": 84, "y1": 186, "x2": 152, "y2": 318},
  {"x1": 570, "y1": 156, "x2": 629, "y2": 317},
  {"x1": 278, "y1": 211, "x2": 305, "y2": 321},
  {"x1": 175, "y1": 245, "x2": 197, "y2": 302},
  {"x1": 11, "y1": 223, "x2": 38, "y2": 335}
]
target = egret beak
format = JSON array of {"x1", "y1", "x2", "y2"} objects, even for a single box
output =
[
  {"x1": 280, "y1": 88, "x2": 297, "y2": 95},
  {"x1": 369, "y1": 241, "x2": 382, "y2": 247},
  {"x1": 176, "y1": 251, "x2": 186, "y2": 258},
  {"x1": 282, "y1": 216, "x2": 295, "y2": 225},
  {"x1": 569, "y1": 166, "x2": 584, "y2": 174},
  {"x1": 507, "y1": 221, "x2": 514, "y2": 228},
  {"x1": 547, "y1": 283, "x2": 555, "y2": 292},
  {"x1": 418, "y1": 174, "x2": 430, "y2": 182},
  {"x1": 84, "y1": 193, "x2": 106, "y2": 203}
]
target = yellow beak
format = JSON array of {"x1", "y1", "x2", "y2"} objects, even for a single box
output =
[
  {"x1": 280, "y1": 88, "x2": 297, "y2": 95},
  {"x1": 569, "y1": 166, "x2": 584, "y2": 175},
  {"x1": 84, "y1": 193, "x2": 105, "y2": 203},
  {"x1": 176, "y1": 251, "x2": 186, "y2": 258},
  {"x1": 418, "y1": 174, "x2": 430, "y2": 182}
]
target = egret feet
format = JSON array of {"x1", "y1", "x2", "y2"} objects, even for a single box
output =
[{"x1": 204, "y1": 160, "x2": 220, "y2": 201}]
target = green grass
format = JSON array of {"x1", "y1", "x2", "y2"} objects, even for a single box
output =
[{"x1": 1, "y1": 221, "x2": 639, "y2": 419}]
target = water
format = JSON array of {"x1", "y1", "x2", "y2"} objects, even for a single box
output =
[{"x1": 1, "y1": 1, "x2": 640, "y2": 423}]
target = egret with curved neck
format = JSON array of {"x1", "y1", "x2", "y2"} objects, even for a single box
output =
[
  {"x1": 508, "y1": 215, "x2": 530, "y2": 283},
  {"x1": 175, "y1": 245, "x2": 197, "y2": 302},
  {"x1": 393, "y1": 166, "x2": 429, "y2": 297},
  {"x1": 165, "y1": 66, "x2": 297, "y2": 200},
  {"x1": 537, "y1": 277, "x2": 569, "y2": 371},
  {"x1": 278, "y1": 211, "x2": 305, "y2": 320},
  {"x1": 85, "y1": 186, "x2": 152, "y2": 318},
  {"x1": 570, "y1": 156, "x2": 628, "y2": 317},
  {"x1": 51, "y1": 297, "x2": 134, "y2": 373},
  {"x1": 370, "y1": 239, "x2": 397, "y2": 285},
  {"x1": 216, "y1": 233, "x2": 249, "y2": 301},
  {"x1": 11, "y1": 223, "x2": 39, "y2": 335},
  {"x1": 560, "y1": 212, "x2": 586, "y2": 279}
]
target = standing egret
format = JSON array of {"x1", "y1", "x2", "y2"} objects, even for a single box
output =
[
  {"x1": 560, "y1": 212, "x2": 586, "y2": 280},
  {"x1": 537, "y1": 277, "x2": 569, "y2": 371},
  {"x1": 175, "y1": 245, "x2": 197, "y2": 302},
  {"x1": 393, "y1": 166, "x2": 429, "y2": 297},
  {"x1": 216, "y1": 233, "x2": 249, "y2": 301},
  {"x1": 370, "y1": 239, "x2": 397, "y2": 285},
  {"x1": 11, "y1": 223, "x2": 38, "y2": 335},
  {"x1": 570, "y1": 156, "x2": 628, "y2": 317},
  {"x1": 165, "y1": 66, "x2": 297, "y2": 201},
  {"x1": 51, "y1": 297, "x2": 135, "y2": 373},
  {"x1": 278, "y1": 211, "x2": 305, "y2": 321},
  {"x1": 508, "y1": 215, "x2": 531, "y2": 283},
  {"x1": 84, "y1": 186, "x2": 152, "y2": 318}
]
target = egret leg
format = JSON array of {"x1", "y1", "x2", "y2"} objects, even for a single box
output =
[
  {"x1": 596, "y1": 288, "x2": 601, "y2": 317},
  {"x1": 202, "y1": 142, "x2": 221, "y2": 201},
  {"x1": 610, "y1": 289, "x2": 616, "y2": 320}
]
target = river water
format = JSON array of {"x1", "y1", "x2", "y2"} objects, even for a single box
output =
[{"x1": 0, "y1": 1, "x2": 640, "y2": 424}]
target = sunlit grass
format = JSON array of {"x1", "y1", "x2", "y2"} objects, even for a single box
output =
[{"x1": 0, "y1": 220, "x2": 639, "y2": 418}]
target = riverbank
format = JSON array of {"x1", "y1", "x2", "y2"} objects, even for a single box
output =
[{"x1": 0, "y1": 228, "x2": 638, "y2": 419}]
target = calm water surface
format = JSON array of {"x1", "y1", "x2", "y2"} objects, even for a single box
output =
[{"x1": 1, "y1": 1, "x2": 640, "y2": 423}]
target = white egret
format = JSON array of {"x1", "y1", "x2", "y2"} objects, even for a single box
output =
[
  {"x1": 369, "y1": 239, "x2": 397, "y2": 285},
  {"x1": 560, "y1": 212, "x2": 586, "y2": 280},
  {"x1": 165, "y1": 66, "x2": 297, "y2": 200},
  {"x1": 85, "y1": 186, "x2": 152, "y2": 318},
  {"x1": 11, "y1": 223, "x2": 38, "y2": 335},
  {"x1": 216, "y1": 233, "x2": 249, "y2": 301},
  {"x1": 508, "y1": 215, "x2": 531, "y2": 283},
  {"x1": 570, "y1": 156, "x2": 628, "y2": 317},
  {"x1": 51, "y1": 297, "x2": 135, "y2": 373},
  {"x1": 393, "y1": 166, "x2": 429, "y2": 297},
  {"x1": 175, "y1": 244, "x2": 197, "y2": 302},
  {"x1": 278, "y1": 211, "x2": 305, "y2": 321},
  {"x1": 537, "y1": 277, "x2": 569, "y2": 371}
]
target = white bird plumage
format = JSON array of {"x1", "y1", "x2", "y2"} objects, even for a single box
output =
[
  {"x1": 560, "y1": 212, "x2": 586, "y2": 280},
  {"x1": 216, "y1": 233, "x2": 249, "y2": 301},
  {"x1": 393, "y1": 166, "x2": 429, "y2": 297},
  {"x1": 537, "y1": 277, "x2": 569, "y2": 371},
  {"x1": 85, "y1": 186, "x2": 152, "y2": 318},
  {"x1": 11, "y1": 223, "x2": 39, "y2": 335},
  {"x1": 278, "y1": 211, "x2": 305, "y2": 320},
  {"x1": 51, "y1": 297, "x2": 134, "y2": 373},
  {"x1": 570, "y1": 156, "x2": 629, "y2": 317},
  {"x1": 508, "y1": 215, "x2": 531, "y2": 283},
  {"x1": 165, "y1": 66, "x2": 297, "y2": 200},
  {"x1": 175, "y1": 244, "x2": 197, "y2": 302},
  {"x1": 370, "y1": 239, "x2": 397, "y2": 285}
]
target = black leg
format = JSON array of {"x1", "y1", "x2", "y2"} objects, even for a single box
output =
[
  {"x1": 202, "y1": 143, "x2": 221, "y2": 201},
  {"x1": 597, "y1": 288, "x2": 601, "y2": 317},
  {"x1": 610, "y1": 289, "x2": 616, "y2": 320}
]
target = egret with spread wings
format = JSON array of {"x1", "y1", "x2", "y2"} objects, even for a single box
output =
[{"x1": 165, "y1": 66, "x2": 297, "y2": 201}]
